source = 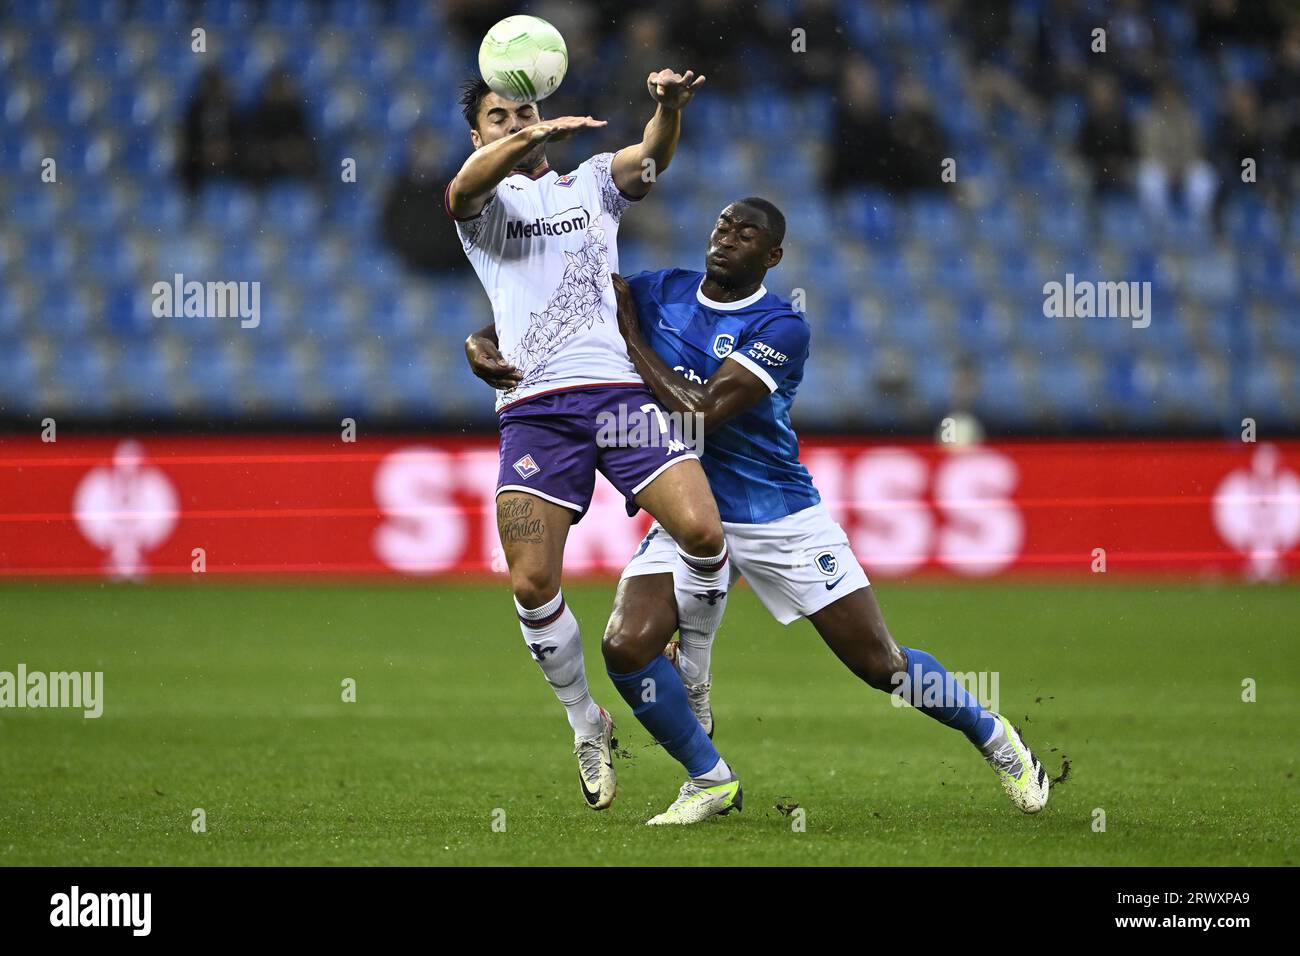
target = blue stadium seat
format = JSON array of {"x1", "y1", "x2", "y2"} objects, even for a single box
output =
[
  {"x1": 246, "y1": 346, "x2": 306, "y2": 410},
  {"x1": 198, "y1": 184, "x2": 258, "y2": 234},
  {"x1": 262, "y1": 183, "x2": 321, "y2": 234},
  {"x1": 386, "y1": 353, "x2": 440, "y2": 415},
  {"x1": 198, "y1": 0, "x2": 256, "y2": 28},
  {"x1": 129, "y1": 0, "x2": 188, "y2": 25},
  {"x1": 112, "y1": 342, "x2": 173, "y2": 410},
  {"x1": 184, "y1": 347, "x2": 241, "y2": 413},
  {"x1": 55, "y1": 345, "x2": 112, "y2": 408},
  {"x1": 71, "y1": 0, "x2": 126, "y2": 25},
  {"x1": 319, "y1": 347, "x2": 374, "y2": 407},
  {"x1": 0, "y1": 345, "x2": 41, "y2": 408}
]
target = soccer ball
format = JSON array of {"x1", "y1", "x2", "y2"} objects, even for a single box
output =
[{"x1": 478, "y1": 15, "x2": 568, "y2": 104}]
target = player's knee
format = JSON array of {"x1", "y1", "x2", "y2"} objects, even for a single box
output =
[
  {"x1": 675, "y1": 513, "x2": 725, "y2": 558},
  {"x1": 511, "y1": 567, "x2": 560, "y2": 611},
  {"x1": 601, "y1": 617, "x2": 661, "y2": 672},
  {"x1": 861, "y1": 636, "x2": 907, "y2": 691}
]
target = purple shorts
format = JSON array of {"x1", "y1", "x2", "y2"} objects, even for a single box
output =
[{"x1": 496, "y1": 384, "x2": 698, "y2": 521}]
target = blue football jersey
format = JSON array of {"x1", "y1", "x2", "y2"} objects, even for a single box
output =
[{"x1": 625, "y1": 268, "x2": 820, "y2": 524}]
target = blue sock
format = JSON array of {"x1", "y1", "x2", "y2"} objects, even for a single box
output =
[
  {"x1": 608, "y1": 656, "x2": 720, "y2": 778},
  {"x1": 897, "y1": 647, "x2": 998, "y2": 746}
]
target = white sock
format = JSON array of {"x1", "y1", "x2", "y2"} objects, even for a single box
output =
[
  {"x1": 692, "y1": 756, "x2": 733, "y2": 785},
  {"x1": 676, "y1": 627, "x2": 715, "y2": 684},
  {"x1": 515, "y1": 590, "x2": 602, "y2": 738},
  {"x1": 673, "y1": 545, "x2": 729, "y2": 683}
]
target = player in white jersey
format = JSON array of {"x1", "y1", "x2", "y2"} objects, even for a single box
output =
[{"x1": 446, "y1": 72, "x2": 743, "y2": 817}]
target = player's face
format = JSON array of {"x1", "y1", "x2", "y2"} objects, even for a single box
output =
[
  {"x1": 705, "y1": 205, "x2": 779, "y2": 288},
  {"x1": 471, "y1": 93, "x2": 545, "y2": 169}
]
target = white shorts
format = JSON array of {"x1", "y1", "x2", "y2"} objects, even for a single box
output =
[{"x1": 621, "y1": 502, "x2": 871, "y2": 625}]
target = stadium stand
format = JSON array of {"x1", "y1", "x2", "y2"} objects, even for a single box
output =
[{"x1": 0, "y1": 0, "x2": 1296, "y2": 433}]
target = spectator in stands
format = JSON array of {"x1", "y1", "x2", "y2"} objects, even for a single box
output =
[
  {"x1": 965, "y1": 0, "x2": 1041, "y2": 128},
  {"x1": 1107, "y1": 0, "x2": 1163, "y2": 95},
  {"x1": 937, "y1": 358, "x2": 986, "y2": 447},
  {"x1": 180, "y1": 66, "x2": 238, "y2": 196},
  {"x1": 889, "y1": 77, "x2": 948, "y2": 193},
  {"x1": 670, "y1": 0, "x2": 770, "y2": 93},
  {"x1": 605, "y1": 11, "x2": 676, "y2": 144},
  {"x1": 825, "y1": 56, "x2": 896, "y2": 193},
  {"x1": 531, "y1": 0, "x2": 604, "y2": 117},
  {"x1": 1032, "y1": 0, "x2": 1092, "y2": 98},
  {"x1": 380, "y1": 131, "x2": 465, "y2": 276},
  {"x1": 1196, "y1": 0, "x2": 1279, "y2": 54},
  {"x1": 239, "y1": 70, "x2": 318, "y2": 186},
  {"x1": 786, "y1": 0, "x2": 849, "y2": 92},
  {"x1": 826, "y1": 62, "x2": 947, "y2": 196},
  {"x1": 443, "y1": 0, "x2": 515, "y2": 48},
  {"x1": 1215, "y1": 83, "x2": 1270, "y2": 208},
  {"x1": 1135, "y1": 79, "x2": 1217, "y2": 222},
  {"x1": 1076, "y1": 73, "x2": 1136, "y2": 195},
  {"x1": 1264, "y1": 21, "x2": 1300, "y2": 204}
]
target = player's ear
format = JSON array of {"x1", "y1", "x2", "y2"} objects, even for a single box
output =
[
  {"x1": 470, "y1": 128, "x2": 483, "y2": 150},
  {"x1": 766, "y1": 245, "x2": 784, "y2": 269}
]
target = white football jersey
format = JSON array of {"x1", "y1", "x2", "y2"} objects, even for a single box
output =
[{"x1": 448, "y1": 151, "x2": 643, "y2": 411}]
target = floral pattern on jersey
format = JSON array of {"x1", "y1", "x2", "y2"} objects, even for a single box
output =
[
  {"x1": 457, "y1": 193, "x2": 498, "y2": 250},
  {"x1": 588, "y1": 152, "x2": 633, "y2": 221},
  {"x1": 502, "y1": 220, "x2": 611, "y2": 398}
]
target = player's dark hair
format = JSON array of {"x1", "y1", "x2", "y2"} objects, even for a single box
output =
[
  {"x1": 736, "y1": 197, "x2": 786, "y2": 247},
  {"x1": 458, "y1": 75, "x2": 493, "y2": 130}
]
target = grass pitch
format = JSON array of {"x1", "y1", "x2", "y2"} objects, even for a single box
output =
[{"x1": 1, "y1": 580, "x2": 1296, "y2": 866}]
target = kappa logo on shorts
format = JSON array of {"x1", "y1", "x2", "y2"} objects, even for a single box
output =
[
  {"x1": 712, "y1": 333, "x2": 735, "y2": 359},
  {"x1": 815, "y1": 550, "x2": 839, "y2": 575},
  {"x1": 513, "y1": 454, "x2": 541, "y2": 479}
]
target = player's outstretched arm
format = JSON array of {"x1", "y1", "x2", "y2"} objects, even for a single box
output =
[
  {"x1": 611, "y1": 69, "x2": 705, "y2": 200},
  {"x1": 464, "y1": 323, "x2": 522, "y2": 390},
  {"x1": 612, "y1": 274, "x2": 766, "y2": 432},
  {"x1": 448, "y1": 115, "x2": 607, "y2": 218}
]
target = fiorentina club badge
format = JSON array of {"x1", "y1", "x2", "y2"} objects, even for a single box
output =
[{"x1": 513, "y1": 454, "x2": 541, "y2": 479}]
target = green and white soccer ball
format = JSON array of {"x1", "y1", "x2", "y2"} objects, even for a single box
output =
[{"x1": 478, "y1": 15, "x2": 568, "y2": 104}]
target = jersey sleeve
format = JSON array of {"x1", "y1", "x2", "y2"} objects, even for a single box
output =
[
  {"x1": 442, "y1": 181, "x2": 505, "y2": 251},
  {"x1": 579, "y1": 152, "x2": 639, "y2": 221},
  {"x1": 726, "y1": 311, "x2": 811, "y2": 393}
]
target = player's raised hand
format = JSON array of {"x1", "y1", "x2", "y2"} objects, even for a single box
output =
[
  {"x1": 465, "y1": 330, "x2": 523, "y2": 390},
  {"x1": 610, "y1": 272, "x2": 640, "y2": 340},
  {"x1": 529, "y1": 115, "x2": 607, "y2": 143},
  {"x1": 646, "y1": 69, "x2": 705, "y2": 110}
]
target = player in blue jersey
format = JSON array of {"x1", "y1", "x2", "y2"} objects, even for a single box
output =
[{"x1": 466, "y1": 198, "x2": 1050, "y2": 824}]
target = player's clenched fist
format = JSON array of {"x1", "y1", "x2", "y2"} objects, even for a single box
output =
[
  {"x1": 528, "y1": 115, "x2": 607, "y2": 143},
  {"x1": 646, "y1": 69, "x2": 705, "y2": 110},
  {"x1": 464, "y1": 332, "x2": 523, "y2": 390}
]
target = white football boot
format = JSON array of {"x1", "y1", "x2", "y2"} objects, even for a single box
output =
[
  {"x1": 646, "y1": 776, "x2": 743, "y2": 826},
  {"x1": 981, "y1": 713, "x2": 1050, "y2": 814},
  {"x1": 574, "y1": 707, "x2": 617, "y2": 810}
]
